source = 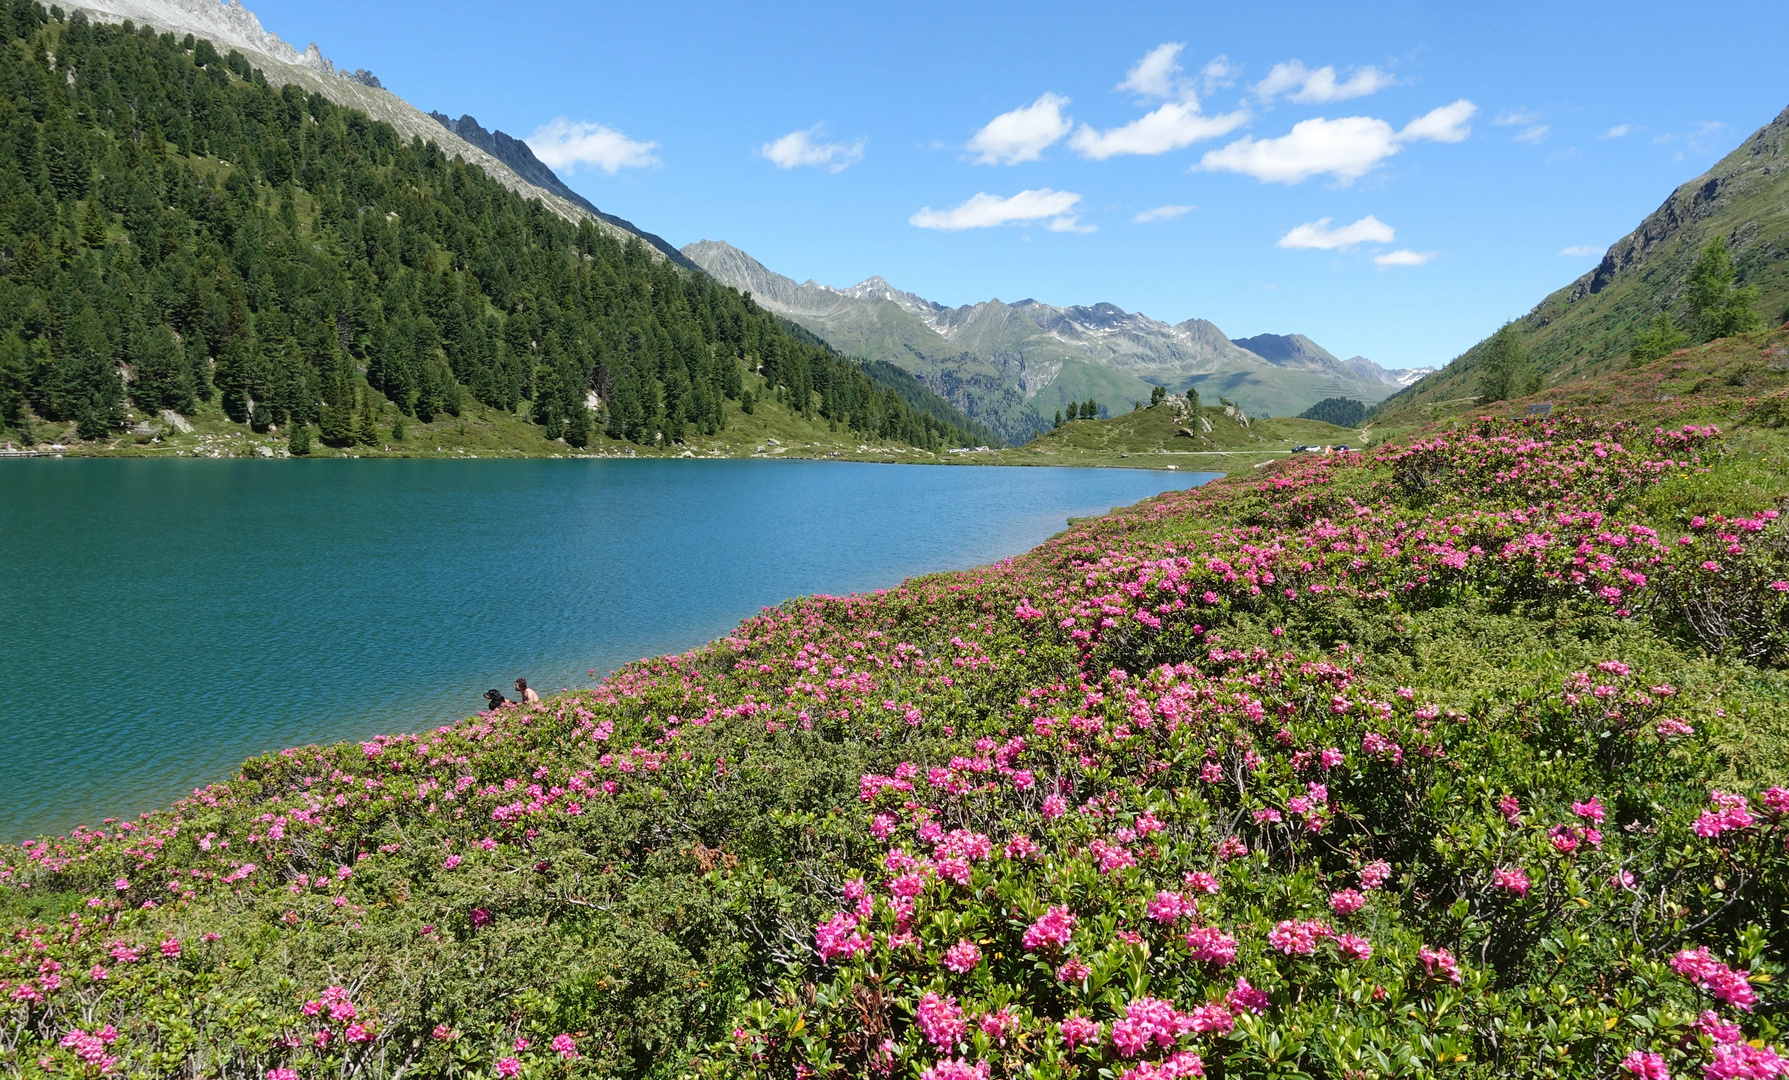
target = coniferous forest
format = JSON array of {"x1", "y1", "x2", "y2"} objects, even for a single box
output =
[{"x1": 0, "y1": 4, "x2": 986, "y2": 450}]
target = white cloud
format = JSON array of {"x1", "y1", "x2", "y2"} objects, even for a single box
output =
[
  {"x1": 1199, "y1": 55, "x2": 1237, "y2": 95},
  {"x1": 1069, "y1": 101, "x2": 1249, "y2": 159},
  {"x1": 759, "y1": 126, "x2": 865, "y2": 172},
  {"x1": 526, "y1": 118, "x2": 660, "y2": 174},
  {"x1": 1515, "y1": 124, "x2": 1550, "y2": 144},
  {"x1": 1120, "y1": 42, "x2": 1191, "y2": 101},
  {"x1": 1400, "y1": 100, "x2": 1477, "y2": 142},
  {"x1": 1493, "y1": 108, "x2": 1541, "y2": 126},
  {"x1": 1277, "y1": 214, "x2": 1395, "y2": 250},
  {"x1": 1255, "y1": 60, "x2": 1395, "y2": 104},
  {"x1": 1200, "y1": 100, "x2": 1474, "y2": 185},
  {"x1": 1134, "y1": 204, "x2": 1194, "y2": 223},
  {"x1": 910, "y1": 188, "x2": 1091, "y2": 232},
  {"x1": 1375, "y1": 249, "x2": 1433, "y2": 267},
  {"x1": 1560, "y1": 245, "x2": 1602, "y2": 257},
  {"x1": 1200, "y1": 115, "x2": 1396, "y2": 183},
  {"x1": 1600, "y1": 124, "x2": 1633, "y2": 139},
  {"x1": 968, "y1": 93, "x2": 1073, "y2": 165}
]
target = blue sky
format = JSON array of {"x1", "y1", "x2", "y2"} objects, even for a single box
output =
[{"x1": 249, "y1": 0, "x2": 1789, "y2": 369}]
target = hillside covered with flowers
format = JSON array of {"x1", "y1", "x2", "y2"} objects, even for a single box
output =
[{"x1": 4, "y1": 331, "x2": 1789, "y2": 1079}]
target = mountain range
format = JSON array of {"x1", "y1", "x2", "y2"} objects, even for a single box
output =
[
  {"x1": 682, "y1": 241, "x2": 1430, "y2": 443},
  {"x1": 1380, "y1": 102, "x2": 1789, "y2": 413}
]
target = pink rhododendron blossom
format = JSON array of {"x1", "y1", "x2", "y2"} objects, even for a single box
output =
[
  {"x1": 1226, "y1": 976, "x2": 1270, "y2": 1014},
  {"x1": 1059, "y1": 1014, "x2": 1101, "y2": 1049},
  {"x1": 978, "y1": 1007, "x2": 1016, "y2": 1044},
  {"x1": 1619, "y1": 1051, "x2": 1668, "y2": 1079},
  {"x1": 1419, "y1": 945, "x2": 1463, "y2": 983},
  {"x1": 1023, "y1": 906, "x2": 1076, "y2": 951},
  {"x1": 1187, "y1": 1003, "x2": 1233, "y2": 1034},
  {"x1": 552, "y1": 1033, "x2": 578, "y2": 1060},
  {"x1": 1057, "y1": 957, "x2": 1091, "y2": 983},
  {"x1": 1493, "y1": 868, "x2": 1532, "y2": 896},
  {"x1": 494, "y1": 1058, "x2": 521, "y2": 1078},
  {"x1": 1698, "y1": 1011, "x2": 1745, "y2": 1044},
  {"x1": 1184, "y1": 926, "x2": 1239, "y2": 966},
  {"x1": 1704, "y1": 1042, "x2": 1787, "y2": 1080},
  {"x1": 1360, "y1": 860, "x2": 1392, "y2": 890},
  {"x1": 1110, "y1": 996, "x2": 1193, "y2": 1057},
  {"x1": 1336, "y1": 933, "x2": 1373, "y2": 962},
  {"x1": 1185, "y1": 871, "x2": 1220, "y2": 895},
  {"x1": 919, "y1": 1059, "x2": 991, "y2": 1080},
  {"x1": 1118, "y1": 1052, "x2": 1206, "y2": 1080},
  {"x1": 943, "y1": 939, "x2": 981, "y2": 973},
  {"x1": 1329, "y1": 889, "x2": 1365, "y2": 914},
  {"x1": 1267, "y1": 919, "x2": 1331, "y2": 955},
  {"x1": 1672, "y1": 947, "x2": 1757, "y2": 1011},
  {"x1": 1498, "y1": 796, "x2": 1521, "y2": 824},
  {"x1": 1572, "y1": 797, "x2": 1607, "y2": 823},
  {"x1": 1147, "y1": 890, "x2": 1193, "y2": 924},
  {"x1": 1695, "y1": 792, "x2": 1758, "y2": 838},
  {"x1": 814, "y1": 912, "x2": 872, "y2": 963},
  {"x1": 916, "y1": 992, "x2": 968, "y2": 1050}
]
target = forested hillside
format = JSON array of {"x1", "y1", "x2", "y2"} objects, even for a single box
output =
[{"x1": 0, "y1": 6, "x2": 980, "y2": 452}]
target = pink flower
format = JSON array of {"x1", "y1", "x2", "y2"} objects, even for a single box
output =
[
  {"x1": 1572, "y1": 797, "x2": 1607, "y2": 823},
  {"x1": 815, "y1": 912, "x2": 873, "y2": 963},
  {"x1": 1418, "y1": 945, "x2": 1462, "y2": 984},
  {"x1": 1498, "y1": 795, "x2": 1521, "y2": 824},
  {"x1": 919, "y1": 1059, "x2": 991, "y2": 1080},
  {"x1": 1183, "y1": 926, "x2": 1239, "y2": 966},
  {"x1": 1329, "y1": 889, "x2": 1365, "y2": 915},
  {"x1": 1493, "y1": 868, "x2": 1532, "y2": 897},
  {"x1": 916, "y1": 991, "x2": 967, "y2": 1050},
  {"x1": 345, "y1": 1023, "x2": 373, "y2": 1043},
  {"x1": 943, "y1": 939, "x2": 982, "y2": 974},
  {"x1": 552, "y1": 1033, "x2": 578, "y2": 1060},
  {"x1": 1187, "y1": 1002, "x2": 1233, "y2": 1034},
  {"x1": 978, "y1": 1007, "x2": 1016, "y2": 1044},
  {"x1": 159, "y1": 938, "x2": 182, "y2": 958},
  {"x1": 443, "y1": 855, "x2": 462, "y2": 870},
  {"x1": 1619, "y1": 1051, "x2": 1668, "y2": 1079},
  {"x1": 1698, "y1": 1010, "x2": 1745, "y2": 1044},
  {"x1": 267, "y1": 1070, "x2": 300, "y2": 1080},
  {"x1": 1671, "y1": 947, "x2": 1757, "y2": 1011},
  {"x1": 1704, "y1": 1042, "x2": 1786, "y2": 1080},
  {"x1": 1023, "y1": 906, "x2": 1076, "y2": 951},
  {"x1": 1042, "y1": 794, "x2": 1068, "y2": 820},
  {"x1": 432, "y1": 1024, "x2": 456, "y2": 1040},
  {"x1": 1267, "y1": 919, "x2": 1330, "y2": 955},
  {"x1": 1110, "y1": 996, "x2": 1193, "y2": 1058},
  {"x1": 1360, "y1": 860, "x2": 1392, "y2": 890},
  {"x1": 1184, "y1": 871, "x2": 1220, "y2": 895},
  {"x1": 1200, "y1": 762, "x2": 1224, "y2": 783},
  {"x1": 1059, "y1": 1014, "x2": 1101, "y2": 1049},
  {"x1": 1147, "y1": 891, "x2": 1193, "y2": 924},
  {"x1": 494, "y1": 1057, "x2": 522, "y2": 1078},
  {"x1": 1336, "y1": 933, "x2": 1373, "y2": 962},
  {"x1": 1321, "y1": 747, "x2": 1344, "y2": 768},
  {"x1": 113, "y1": 878, "x2": 130, "y2": 891},
  {"x1": 1610, "y1": 869, "x2": 1638, "y2": 891},
  {"x1": 1225, "y1": 976, "x2": 1270, "y2": 1015},
  {"x1": 1057, "y1": 957, "x2": 1092, "y2": 983}
]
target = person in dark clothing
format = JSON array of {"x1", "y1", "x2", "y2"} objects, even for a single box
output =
[{"x1": 483, "y1": 688, "x2": 509, "y2": 711}]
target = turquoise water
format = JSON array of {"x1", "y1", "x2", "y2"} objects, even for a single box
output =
[{"x1": 0, "y1": 459, "x2": 1215, "y2": 841}]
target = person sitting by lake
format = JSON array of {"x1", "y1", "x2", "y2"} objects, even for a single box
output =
[
  {"x1": 515, "y1": 678, "x2": 540, "y2": 706},
  {"x1": 483, "y1": 688, "x2": 509, "y2": 711}
]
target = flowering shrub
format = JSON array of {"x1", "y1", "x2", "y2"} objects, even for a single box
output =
[{"x1": 3, "y1": 409, "x2": 1787, "y2": 1078}]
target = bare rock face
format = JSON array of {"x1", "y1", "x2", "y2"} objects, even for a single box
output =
[{"x1": 159, "y1": 410, "x2": 194, "y2": 434}]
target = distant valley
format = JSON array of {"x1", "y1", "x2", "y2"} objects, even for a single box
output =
[{"x1": 683, "y1": 241, "x2": 1430, "y2": 444}]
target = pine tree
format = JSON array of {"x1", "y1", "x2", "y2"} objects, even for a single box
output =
[
  {"x1": 1684, "y1": 236, "x2": 1764, "y2": 342},
  {"x1": 287, "y1": 421, "x2": 311, "y2": 455},
  {"x1": 1186, "y1": 386, "x2": 1200, "y2": 410},
  {"x1": 1150, "y1": 385, "x2": 1166, "y2": 406},
  {"x1": 0, "y1": 332, "x2": 26, "y2": 427},
  {"x1": 1630, "y1": 311, "x2": 1688, "y2": 364},
  {"x1": 390, "y1": 412, "x2": 406, "y2": 442},
  {"x1": 1053, "y1": 409, "x2": 1063, "y2": 428},
  {"x1": 79, "y1": 198, "x2": 106, "y2": 247}
]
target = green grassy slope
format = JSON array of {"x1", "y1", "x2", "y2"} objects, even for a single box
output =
[
  {"x1": 1005, "y1": 399, "x2": 1358, "y2": 469},
  {"x1": 1378, "y1": 103, "x2": 1789, "y2": 414}
]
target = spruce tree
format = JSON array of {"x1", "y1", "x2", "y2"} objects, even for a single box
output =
[
  {"x1": 1186, "y1": 386, "x2": 1200, "y2": 410},
  {"x1": 0, "y1": 332, "x2": 26, "y2": 427},
  {"x1": 129, "y1": 324, "x2": 193, "y2": 413},
  {"x1": 287, "y1": 421, "x2": 311, "y2": 455},
  {"x1": 1053, "y1": 409, "x2": 1063, "y2": 428}
]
